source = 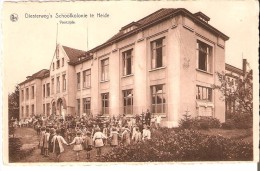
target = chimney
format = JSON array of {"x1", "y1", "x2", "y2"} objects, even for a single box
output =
[{"x1": 242, "y1": 59, "x2": 247, "y2": 76}]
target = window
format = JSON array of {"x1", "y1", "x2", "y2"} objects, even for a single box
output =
[
  {"x1": 46, "y1": 103, "x2": 50, "y2": 116},
  {"x1": 196, "y1": 85, "x2": 212, "y2": 101},
  {"x1": 151, "y1": 85, "x2": 166, "y2": 114},
  {"x1": 26, "y1": 88, "x2": 29, "y2": 100},
  {"x1": 83, "y1": 69, "x2": 91, "y2": 88},
  {"x1": 26, "y1": 105, "x2": 29, "y2": 117},
  {"x1": 43, "y1": 84, "x2": 45, "y2": 98},
  {"x1": 83, "y1": 97, "x2": 91, "y2": 115},
  {"x1": 196, "y1": 40, "x2": 212, "y2": 72},
  {"x1": 31, "y1": 86, "x2": 34, "y2": 99},
  {"x1": 62, "y1": 58, "x2": 64, "y2": 67},
  {"x1": 123, "y1": 49, "x2": 133, "y2": 76},
  {"x1": 62, "y1": 74, "x2": 66, "y2": 91},
  {"x1": 101, "y1": 58, "x2": 109, "y2": 81},
  {"x1": 21, "y1": 106, "x2": 24, "y2": 117},
  {"x1": 77, "y1": 72, "x2": 81, "y2": 90},
  {"x1": 151, "y1": 38, "x2": 165, "y2": 69},
  {"x1": 77, "y1": 99, "x2": 81, "y2": 115},
  {"x1": 46, "y1": 83, "x2": 50, "y2": 97},
  {"x1": 123, "y1": 89, "x2": 133, "y2": 115},
  {"x1": 57, "y1": 60, "x2": 60, "y2": 69},
  {"x1": 21, "y1": 90, "x2": 24, "y2": 101},
  {"x1": 31, "y1": 104, "x2": 34, "y2": 115},
  {"x1": 56, "y1": 76, "x2": 60, "y2": 93},
  {"x1": 52, "y1": 62, "x2": 55, "y2": 71},
  {"x1": 101, "y1": 93, "x2": 109, "y2": 115},
  {"x1": 43, "y1": 104, "x2": 45, "y2": 114},
  {"x1": 51, "y1": 78, "x2": 54, "y2": 94}
]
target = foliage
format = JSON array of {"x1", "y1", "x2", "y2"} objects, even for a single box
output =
[
  {"x1": 98, "y1": 128, "x2": 253, "y2": 162},
  {"x1": 221, "y1": 119, "x2": 235, "y2": 130},
  {"x1": 214, "y1": 70, "x2": 253, "y2": 116},
  {"x1": 8, "y1": 85, "x2": 20, "y2": 120},
  {"x1": 179, "y1": 113, "x2": 221, "y2": 130},
  {"x1": 9, "y1": 137, "x2": 35, "y2": 162},
  {"x1": 222, "y1": 113, "x2": 253, "y2": 129}
]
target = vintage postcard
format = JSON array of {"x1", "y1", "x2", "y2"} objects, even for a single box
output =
[{"x1": 1, "y1": 0, "x2": 259, "y2": 170}]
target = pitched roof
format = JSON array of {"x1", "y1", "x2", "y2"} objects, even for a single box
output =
[
  {"x1": 105, "y1": 8, "x2": 176, "y2": 43},
  {"x1": 62, "y1": 45, "x2": 87, "y2": 64},
  {"x1": 19, "y1": 69, "x2": 49, "y2": 85},
  {"x1": 91, "y1": 8, "x2": 229, "y2": 54}
]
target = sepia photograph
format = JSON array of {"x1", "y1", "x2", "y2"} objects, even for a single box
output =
[{"x1": 1, "y1": 0, "x2": 259, "y2": 168}]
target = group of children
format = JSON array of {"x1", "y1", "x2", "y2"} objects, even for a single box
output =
[{"x1": 38, "y1": 119, "x2": 153, "y2": 161}]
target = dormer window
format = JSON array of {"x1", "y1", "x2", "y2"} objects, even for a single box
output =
[
  {"x1": 194, "y1": 12, "x2": 210, "y2": 23},
  {"x1": 121, "y1": 22, "x2": 140, "y2": 34}
]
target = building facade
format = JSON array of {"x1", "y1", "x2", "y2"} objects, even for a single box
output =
[{"x1": 19, "y1": 8, "x2": 230, "y2": 127}]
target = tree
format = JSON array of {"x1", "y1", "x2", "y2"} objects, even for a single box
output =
[
  {"x1": 213, "y1": 69, "x2": 253, "y2": 116},
  {"x1": 8, "y1": 85, "x2": 20, "y2": 120}
]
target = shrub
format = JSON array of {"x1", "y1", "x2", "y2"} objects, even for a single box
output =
[
  {"x1": 98, "y1": 128, "x2": 253, "y2": 162},
  {"x1": 9, "y1": 137, "x2": 35, "y2": 162},
  {"x1": 9, "y1": 137, "x2": 22, "y2": 162},
  {"x1": 179, "y1": 115, "x2": 221, "y2": 130},
  {"x1": 231, "y1": 113, "x2": 252, "y2": 129},
  {"x1": 221, "y1": 119, "x2": 235, "y2": 129}
]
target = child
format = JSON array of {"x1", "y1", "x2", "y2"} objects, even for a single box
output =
[
  {"x1": 84, "y1": 131, "x2": 93, "y2": 159},
  {"x1": 121, "y1": 126, "x2": 131, "y2": 146},
  {"x1": 43, "y1": 128, "x2": 50, "y2": 157},
  {"x1": 69, "y1": 132, "x2": 84, "y2": 161},
  {"x1": 142, "y1": 125, "x2": 151, "y2": 141},
  {"x1": 109, "y1": 127, "x2": 119, "y2": 147},
  {"x1": 66, "y1": 127, "x2": 72, "y2": 143},
  {"x1": 132, "y1": 127, "x2": 142, "y2": 144},
  {"x1": 48, "y1": 128, "x2": 55, "y2": 155},
  {"x1": 51, "y1": 129, "x2": 69, "y2": 162},
  {"x1": 102, "y1": 124, "x2": 108, "y2": 146},
  {"x1": 92, "y1": 127, "x2": 107, "y2": 157},
  {"x1": 39, "y1": 127, "x2": 46, "y2": 155}
]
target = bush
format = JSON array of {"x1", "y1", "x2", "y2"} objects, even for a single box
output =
[
  {"x1": 9, "y1": 137, "x2": 35, "y2": 162},
  {"x1": 222, "y1": 113, "x2": 253, "y2": 130},
  {"x1": 231, "y1": 113, "x2": 252, "y2": 129},
  {"x1": 221, "y1": 119, "x2": 235, "y2": 129},
  {"x1": 98, "y1": 128, "x2": 253, "y2": 162},
  {"x1": 179, "y1": 115, "x2": 221, "y2": 130},
  {"x1": 9, "y1": 137, "x2": 22, "y2": 162}
]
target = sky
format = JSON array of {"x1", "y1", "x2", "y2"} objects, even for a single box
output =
[{"x1": 2, "y1": 1, "x2": 259, "y2": 94}]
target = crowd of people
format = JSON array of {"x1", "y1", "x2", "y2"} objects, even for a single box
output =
[{"x1": 14, "y1": 109, "x2": 162, "y2": 162}]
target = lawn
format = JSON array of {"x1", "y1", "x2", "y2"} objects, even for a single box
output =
[{"x1": 198, "y1": 128, "x2": 253, "y2": 143}]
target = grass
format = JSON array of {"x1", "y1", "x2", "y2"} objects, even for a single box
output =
[{"x1": 198, "y1": 128, "x2": 253, "y2": 143}]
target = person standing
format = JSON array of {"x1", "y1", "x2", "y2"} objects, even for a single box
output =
[
  {"x1": 39, "y1": 127, "x2": 46, "y2": 155},
  {"x1": 51, "y1": 129, "x2": 69, "y2": 162},
  {"x1": 83, "y1": 131, "x2": 93, "y2": 159},
  {"x1": 132, "y1": 127, "x2": 142, "y2": 144},
  {"x1": 109, "y1": 127, "x2": 119, "y2": 147},
  {"x1": 145, "y1": 109, "x2": 151, "y2": 126},
  {"x1": 121, "y1": 126, "x2": 131, "y2": 146},
  {"x1": 92, "y1": 127, "x2": 107, "y2": 157},
  {"x1": 69, "y1": 132, "x2": 84, "y2": 161},
  {"x1": 43, "y1": 128, "x2": 50, "y2": 157},
  {"x1": 156, "y1": 115, "x2": 162, "y2": 129},
  {"x1": 102, "y1": 124, "x2": 108, "y2": 146}
]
